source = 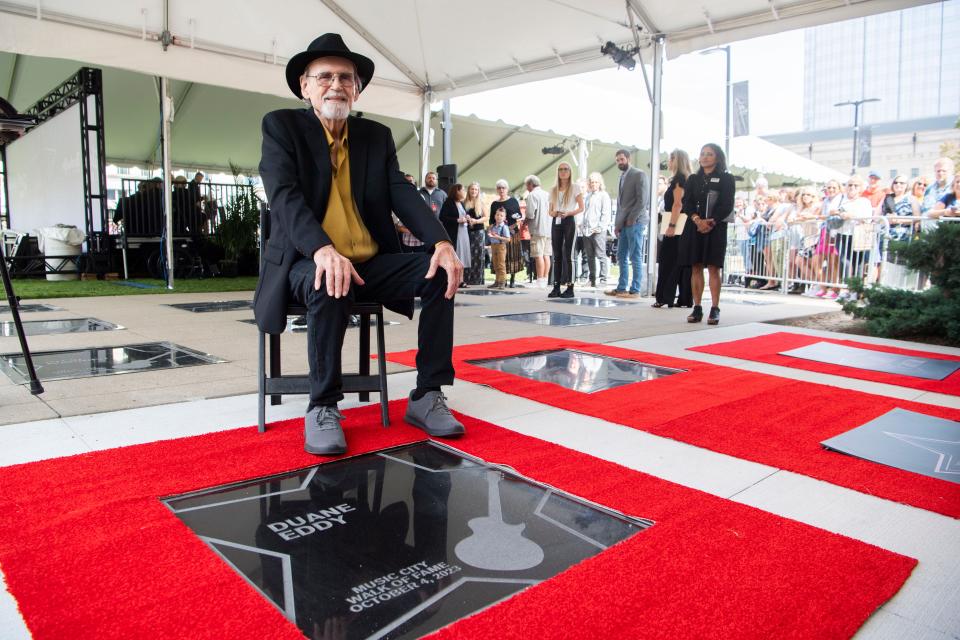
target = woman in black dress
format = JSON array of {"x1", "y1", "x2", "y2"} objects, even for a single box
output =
[
  {"x1": 678, "y1": 143, "x2": 735, "y2": 325},
  {"x1": 463, "y1": 182, "x2": 487, "y2": 285},
  {"x1": 653, "y1": 148, "x2": 694, "y2": 308},
  {"x1": 489, "y1": 179, "x2": 524, "y2": 287}
]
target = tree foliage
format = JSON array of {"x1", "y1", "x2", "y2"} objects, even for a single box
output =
[{"x1": 843, "y1": 223, "x2": 960, "y2": 345}]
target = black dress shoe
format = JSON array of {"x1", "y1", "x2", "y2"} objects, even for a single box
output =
[
  {"x1": 707, "y1": 306, "x2": 720, "y2": 325},
  {"x1": 560, "y1": 285, "x2": 574, "y2": 298},
  {"x1": 687, "y1": 305, "x2": 703, "y2": 323},
  {"x1": 548, "y1": 286, "x2": 561, "y2": 298}
]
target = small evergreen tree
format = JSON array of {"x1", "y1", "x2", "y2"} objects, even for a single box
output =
[{"x1": 843, "y1": 223, "x2": 960, "y2": 345}]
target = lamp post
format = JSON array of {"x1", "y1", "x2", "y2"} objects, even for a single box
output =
[
  {"x1": 834, "y1": 98, "x2": 880, "y2": 175},
  {"x1": 700, "y1": 46, "x2": 731, "y2": 160}
]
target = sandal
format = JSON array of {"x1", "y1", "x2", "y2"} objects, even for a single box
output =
[
  {"x1": 651, "y1": 302, "x2": 668, "y2": 308},
  {"x1": 687, "y1": 305, "x2": 703, "y2": 323}
]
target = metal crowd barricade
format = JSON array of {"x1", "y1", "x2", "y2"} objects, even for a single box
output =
[{"x1": 725, "y1": 215, "x2": 957, "y2": 294}]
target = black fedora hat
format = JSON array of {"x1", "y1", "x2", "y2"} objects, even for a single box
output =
[{"x1": 285, "y1": 33, "x2": 375, "y2": 99}]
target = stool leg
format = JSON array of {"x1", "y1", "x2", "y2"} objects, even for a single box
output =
[
  {"x1": 258, "y1": 330, "x2": 267, "y2": 433},
  {"x1": 269, "y1": 333, "x2": 281, "y2": 406},
  {"x1": 375, "y1": 309, "x2": 389, "y2": 427},
  {"x1": 358, "y1": 312, "x2": 370, "y2": 402}
]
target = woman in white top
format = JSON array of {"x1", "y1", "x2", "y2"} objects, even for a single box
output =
[
  {"x1": 834, "y1": 175, "x2": 873, "y2": 298},
  {"x1": 580, "y1": 172, "x2": 612, "y2": 288},
  {"x1": 548, "y1": 162, "x2": 584, "y2": 298}
]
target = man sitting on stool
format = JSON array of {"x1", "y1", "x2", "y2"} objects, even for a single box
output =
[{"x1": 255, "y1": 33, "x2": 465, "y2": 455}]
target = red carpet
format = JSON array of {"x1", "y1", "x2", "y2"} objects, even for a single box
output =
[
  {"x1": 689, "y1": 331, "x2": 960, "y2": 396},
  {"x1": 387, "y1": 337, "x2": 960, "y2": 518},
  {"x1": 0, "y1": 402, "x2": 914, "y2": 639}
]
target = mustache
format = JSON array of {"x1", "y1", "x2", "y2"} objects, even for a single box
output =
[{"x1": 324, "y1": 91, "x2": 349, "y2": 100}]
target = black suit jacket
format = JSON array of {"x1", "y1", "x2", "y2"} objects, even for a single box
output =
[{"x1": 254, "y1": 109, "x2": 449, "y2": 334}]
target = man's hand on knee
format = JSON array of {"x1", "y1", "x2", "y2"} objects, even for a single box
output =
[
  {"x1": 313, "y1": 245, "x2": 364, "y2": 298},
  {"x1": 424, "y1": 242, "x2": 463, "y2": 299}
]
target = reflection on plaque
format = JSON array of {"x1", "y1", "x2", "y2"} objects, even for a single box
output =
[
  {"x1": 239, "y1": 316, "x2": 399, "y2": 333},
  {"x1": 548, "y1": 297, "x2": 637, "y2": 308},
  {"x1": 0, "y1": 341, "x2": 226, "y2": 384},
  {"x1": 1, "y1": 318, "x2": 123, "y2": 337},
  {"x1": 458, "y1": 289, "x2": 517, "y2": 296},
  {"x1": 468, "y1": 348, "x2": 685, "y2": 393},
  {"x1": 780, "y1": 341, "x2": 960, "y2": 381},
  {"x1": 166, "y1": 300, "x2": 253, "y2": 313},
  {"x1": 822, "y1": 408, "x2": 960, "y2": 484},
  {"x1": 164, "y1": 442, "x2": 651, "y2": 640},
  {"x1": 0, "y1": 303, "x2": 62, "y2": 314},
  {"x1": 483, "y1": 312, "x2": 619, "y2": 327}
]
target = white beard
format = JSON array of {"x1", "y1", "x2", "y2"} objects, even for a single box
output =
[{"x1": 319, "y1": 96, "x2": 350, "y2": 121}]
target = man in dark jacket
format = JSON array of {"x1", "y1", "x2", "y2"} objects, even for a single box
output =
[{"x1": 255, "y1": 33, "x2": 465, "y2": 456}]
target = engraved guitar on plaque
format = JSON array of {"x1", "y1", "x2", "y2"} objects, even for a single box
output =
[{"x1": 455, "y1": 470, "x2": 545, "y2": 571}]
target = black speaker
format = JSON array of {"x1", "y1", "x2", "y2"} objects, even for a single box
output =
[{"x1": 436, "y1": 164, "x2": 457, "y2": 192}]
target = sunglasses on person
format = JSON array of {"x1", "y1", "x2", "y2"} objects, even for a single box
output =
[{"x1": 893, "y1": 181, "x2": 905, "y2": 185}]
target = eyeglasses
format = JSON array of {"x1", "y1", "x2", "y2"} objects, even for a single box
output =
[
  {"x1": 893, "y1": 181, "x2": 905, "y2": 185},
  {"x1": 558, "y1": 167, "x2": 571, "y2": 172},
  {"x1": 916, "y1": 183, "x2": 928, "y2": 187},
  {"x1": 305, "y1": 72, "x2": 357, "y2": 88}
]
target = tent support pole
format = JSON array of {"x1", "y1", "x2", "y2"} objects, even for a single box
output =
[
  {"x1": 645, "y1": 35, "x2": 664, "y2": 297},
  {"x1": 441, "y1": 99, "x2": 452, "y2": 166},
  {"x1": 160, "y1": 76, "x2": 174, "y2": 289},
  {"x1": 419, "y1": 89, "x2": 432, "y2": 183}
]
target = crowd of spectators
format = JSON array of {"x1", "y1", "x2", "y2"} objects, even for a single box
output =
[
  {"x1": 728, "y1": 156, "x2": 958, "y2": 299},
  {"x1": 397, "y1": 155, "x2": 958, "y2": 303}
]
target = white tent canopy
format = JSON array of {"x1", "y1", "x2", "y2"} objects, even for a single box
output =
[
  {"x1": 730, "y1": 136, "x2": 848, "y2": 184},
  {"x1": 0, "y1": 0, "x2": 926, "y2": 288},
  {"x1": 0, "y1": 0, "x2": 931, "y2": 121}
]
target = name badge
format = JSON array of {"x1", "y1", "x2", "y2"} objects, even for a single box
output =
[{"x1": 710, "y1": 177, "x2": 720, "y2": 183}]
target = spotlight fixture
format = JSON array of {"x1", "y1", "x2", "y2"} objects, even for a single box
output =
[
  {"x1": 600, "y1": 41, "x2": 639, "y2": 71},
  {"x1": 541, "y1": 145, "x2": 566, "y2": 155}
]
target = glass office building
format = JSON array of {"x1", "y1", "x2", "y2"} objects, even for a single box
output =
[{"x1": 803, "y1": 1, "x2": 958, "y2": 130}]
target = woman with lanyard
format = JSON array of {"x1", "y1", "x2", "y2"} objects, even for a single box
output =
[
  {"x1": 548, "y1": 162, "x2": 584, "y2": 298},
  {"x1": 489, "y1": 179, "x2": 524, "y2": 288},
  {"x1": 678, "y1": 143, "x2": 735, "y2": 325}
]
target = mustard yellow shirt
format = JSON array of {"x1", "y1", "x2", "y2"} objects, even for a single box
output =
[{"x1": 321, "y1": 123, "x2": 378, "y2": 263}]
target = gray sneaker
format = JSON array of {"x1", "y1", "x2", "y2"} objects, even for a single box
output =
[
  {"x1": 404, "y1": 390, "x2": 465, "y2": 437},
  {"x1": 304, "y1": 405, "x2": 347, "y2": 455}
]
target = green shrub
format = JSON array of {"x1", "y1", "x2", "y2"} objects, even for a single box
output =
[{"x1": 842, "y1": 223, "x2": 960, "y2": 345}]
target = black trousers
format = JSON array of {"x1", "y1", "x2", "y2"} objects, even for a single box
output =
[
  {"x1": 551, "y1": 217, "x2": 576, "y2": 286},
  {"x1": 288, "y1": 252, "x2": 454, "y2": 409},
  {"x1": 655, "y1": 235, "x2": 693, "y2": 306}
]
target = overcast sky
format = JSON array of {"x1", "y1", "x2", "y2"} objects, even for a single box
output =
[{"x1": 451, "y1": 28, "x2": 805, "y2": 157}]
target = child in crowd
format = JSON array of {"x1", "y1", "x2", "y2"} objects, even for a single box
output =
[{"x1": 487, "y1": 208, "x2": 511, "y2": 289}]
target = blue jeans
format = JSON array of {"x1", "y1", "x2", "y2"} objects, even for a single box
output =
[{"x1": 616, "y1": 223, "x2": 646, "y2": 293}]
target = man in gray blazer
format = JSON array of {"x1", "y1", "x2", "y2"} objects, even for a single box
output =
[{"x1": 607, "y1": 149, "x2": 649, "y2": 298}]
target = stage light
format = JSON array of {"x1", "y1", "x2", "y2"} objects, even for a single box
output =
[
  {"x1": 541, "y1": 145, "x2": 566, "y2": 155},
  {"x1": 601, "y1": 41, "x2": 638, "y2": 71}
]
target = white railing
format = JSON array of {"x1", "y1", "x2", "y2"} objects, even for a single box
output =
[{"x1": 725, "y1": 215, "x2": 959, "y2": 295}]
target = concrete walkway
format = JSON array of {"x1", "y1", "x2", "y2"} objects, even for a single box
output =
[{"x1": 1, "y1": 286, "x2": 957, "y2": 639}]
